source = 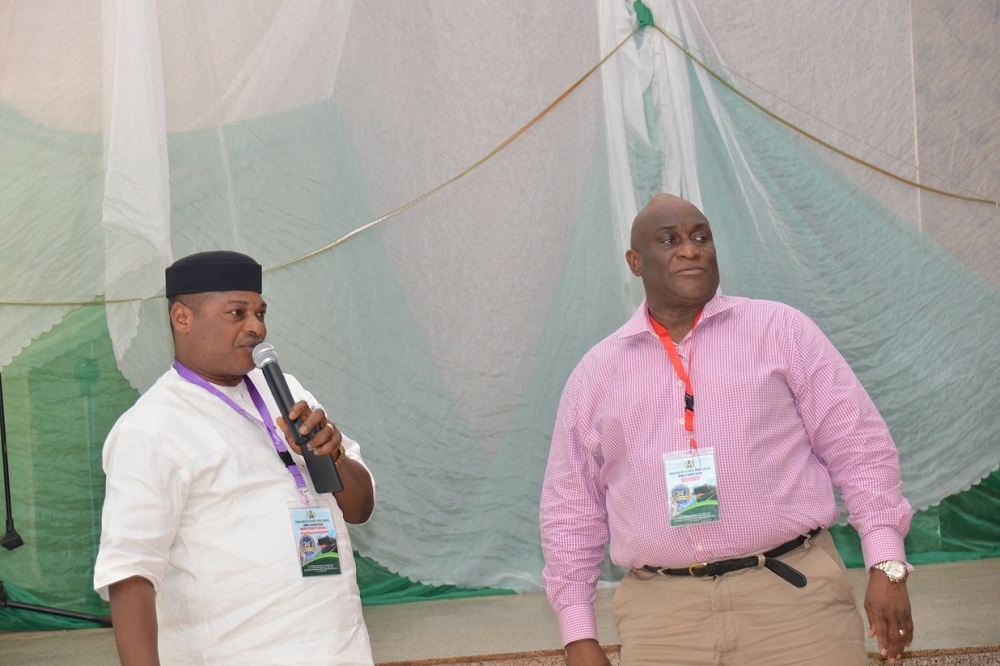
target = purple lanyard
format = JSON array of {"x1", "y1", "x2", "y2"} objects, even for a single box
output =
[{"x1": 172, "y1": 360, "x2": 309, "y2": 496}]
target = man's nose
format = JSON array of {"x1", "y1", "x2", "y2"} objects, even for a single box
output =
[
  {"x1": 245, "y1": 316, "x2": 266, "y2": 337},
  {"x1": 677, "y1": 238, "x2": 702, "y2": 258}
]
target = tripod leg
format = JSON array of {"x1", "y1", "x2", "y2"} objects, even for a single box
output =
[{"x1": 0, "y1": 582, "x2": 112, "y2": 627}]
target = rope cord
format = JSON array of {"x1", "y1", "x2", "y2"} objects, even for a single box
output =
[
  {"x1": 650, "y1": 24, "x2": 999, "y2": 207},
  {"x1": 266, "y1": 29, "x2": 639, "y2": 274},
  {"x1": 4, "y1": 16, "x2": 996, "y2": 308},
  {"x1": 0, "y1": 29, "x2": 638, "y2": 307}
]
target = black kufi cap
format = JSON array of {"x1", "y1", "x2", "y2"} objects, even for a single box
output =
[{"x1": 165, "y1": 250, "x2": 262, "y2": 297}]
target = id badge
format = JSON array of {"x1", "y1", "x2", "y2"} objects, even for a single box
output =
[
  {"x1": 288, "y1": 501, "x2": 342, "y2": 576},
  {"x1": 663, "y1": 448, "x2": 720, "y2": 527}
]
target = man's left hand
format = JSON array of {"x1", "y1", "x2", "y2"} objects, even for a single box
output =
[
  {"x1": 864, "y1": 570, "x2": 912, "y2": 664},
  {"x1": 278, "y1": 402, "x2": 341, "y2": 457},
  {"x1": 277, "y1": 401, "x2": 374, "y2": 523}
]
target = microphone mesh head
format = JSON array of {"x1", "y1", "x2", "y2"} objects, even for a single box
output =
[{"x1": 252, "y1": 342, "x2": 278, "y2": 368}]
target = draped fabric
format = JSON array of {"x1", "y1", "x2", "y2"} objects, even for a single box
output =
[{"x1": 1, "y1": 0, "x2": 998, "y2": 630}]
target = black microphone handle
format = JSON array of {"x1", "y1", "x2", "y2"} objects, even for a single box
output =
[{"x1": 258, "y1": 362, "x2": 343, "y2": 494}]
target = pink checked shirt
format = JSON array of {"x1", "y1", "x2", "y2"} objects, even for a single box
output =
[{"x1": 540, "y1": 294, "x2": 911, "y2": 645}]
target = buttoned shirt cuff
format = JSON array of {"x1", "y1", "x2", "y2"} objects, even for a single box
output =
[
  {"x1": 557, "y1": 604, "x2": 599, "y2": 647},
  {"x1": 860, "y1": 526, "x2": 910, "y2": 572}
]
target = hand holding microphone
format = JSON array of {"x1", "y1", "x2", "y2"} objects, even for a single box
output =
[{"x1": 252, "y1": 342, "x2": 344, "y2": 494}]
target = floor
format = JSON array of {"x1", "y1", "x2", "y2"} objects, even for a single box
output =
[{"x1": 2, "y1": 559, "x2": 998, "y2": 665}]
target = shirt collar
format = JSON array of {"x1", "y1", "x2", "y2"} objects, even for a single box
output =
[{"x1": 619, "y1": 291, "x2": 736, "y2": 340}]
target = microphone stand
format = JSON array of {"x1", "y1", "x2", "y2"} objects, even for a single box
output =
[
  {"x1": 1, "y1": 373, "x2": 23, "y2": 551},
  {"x1": 0, "y1": 371, "x2": 112, "y2": 627}
]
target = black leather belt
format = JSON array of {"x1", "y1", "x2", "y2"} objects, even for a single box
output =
[{"x1": 642, "y1": 528, "x2": 822, "y2": 588}]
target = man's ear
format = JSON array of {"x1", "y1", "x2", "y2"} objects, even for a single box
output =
[
  {"x1": 625, "y1": 248, "x2": 642, "y2": 277},
  {"x1": 170, "y1": 300, "x2": 193, "y2": 334}
]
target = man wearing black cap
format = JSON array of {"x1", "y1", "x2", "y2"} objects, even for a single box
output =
[{"x1": 94, "y1": 251, "x2": 376, "y2": 665}]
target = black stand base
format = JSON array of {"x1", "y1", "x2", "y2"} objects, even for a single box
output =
[
  {"x1": 0, "y1": 582, "x2": 112, "y2": 627},
  {"x1": 2, "y1": 522, "x2": 23, "y2": 550}
]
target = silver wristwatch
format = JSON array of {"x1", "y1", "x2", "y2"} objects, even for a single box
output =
[{"x1": 872, "y1": 559, "x2": 909, "y2": 583}]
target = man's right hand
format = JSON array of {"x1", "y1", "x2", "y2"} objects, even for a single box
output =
[{"x1": 564, "y1": 638, "x2": 612, "y2": 666}]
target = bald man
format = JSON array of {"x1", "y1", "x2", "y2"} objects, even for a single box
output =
[{"x1": 540, "y1": 194, "x2": 912, "y2": 666}]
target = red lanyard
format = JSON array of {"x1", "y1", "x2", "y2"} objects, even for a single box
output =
[{"x1": 649, "y1": 308, "x2": 703, "y2": 451}]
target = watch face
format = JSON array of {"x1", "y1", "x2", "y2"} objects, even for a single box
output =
[{"x1": 883, "y1": 561, "x2": 906, "y2": 580}]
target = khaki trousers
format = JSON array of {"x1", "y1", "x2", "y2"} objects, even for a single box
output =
[{"x1": 612, "y1": 530, "x2": 866, "y2": 666}]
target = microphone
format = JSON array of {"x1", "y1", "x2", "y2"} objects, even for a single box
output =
[{"x1": 252, "y1": 342, "x2": 343, "y2": 494}]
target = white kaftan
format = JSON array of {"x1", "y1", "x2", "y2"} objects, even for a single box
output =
[{"x1": 94, "y1": 366, "x2": 375, "y2": 665}]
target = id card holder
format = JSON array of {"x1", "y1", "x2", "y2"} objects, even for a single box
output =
[
  {"x1": 288, "y1": 501, "x2": 342, "y2": 576},
  {"x1": 663, "y1": 448, "x2": 720, "y2": 527}
]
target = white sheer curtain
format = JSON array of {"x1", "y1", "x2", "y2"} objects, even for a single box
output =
[{"x1": 1, "y1": 0, "x2": 997, "y2": 592}]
